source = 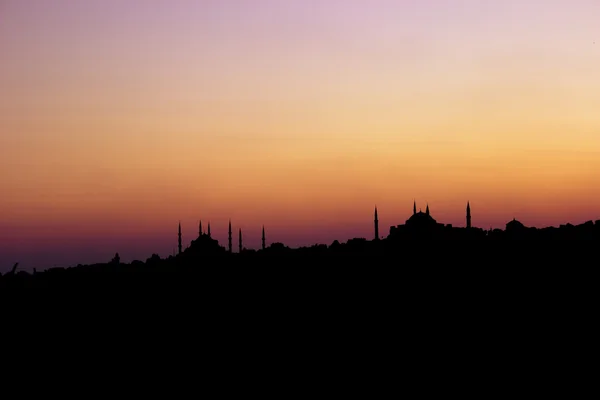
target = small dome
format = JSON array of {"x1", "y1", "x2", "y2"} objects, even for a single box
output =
[
  {"x1": 506, "y1": 218, "x2": 525, "y2": 231},
  {"x1": 406, "y1": 211, "x2": 437, "y2": 226}
]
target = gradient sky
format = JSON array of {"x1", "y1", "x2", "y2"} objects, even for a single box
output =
[{"x1": 1, "y1": 0, "x2": 599, "y2": 271}]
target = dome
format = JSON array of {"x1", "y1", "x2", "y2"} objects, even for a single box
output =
[
  {"x1": 406, "y1": 211, "x2": 437, "y2": 227},
  {"x1": 506, "y1": 218, "x2": 525, "y2": 231},
  {"x1": 186, "y1": 234, "x2": 226, "y2": 255}
]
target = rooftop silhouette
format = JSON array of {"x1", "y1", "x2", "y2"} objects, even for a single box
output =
[{"x1": 2, "y1": 200, "x2": 599, "y2": 288}]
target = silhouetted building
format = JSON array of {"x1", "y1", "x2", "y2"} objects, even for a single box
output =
[
  {"x1": 389, "y1": 202, "x2": 445, "y2": 239},
  {"x1": 374, "y1": 206, "x2": 379, "y2": 240},
  {"x1": 467, "y1": 202, "x2": 471, "y2": 229},
  {"x1": 506, "y1": 218, "x2": 525, "y2": 232},
  {"x1": 199, "y1": 220, "x2": 203, "y2": 237},
  {"x1": 405, "y1": 203, "x2": 439, "y2": 230},
  {"x1": 239, "y1": 228, "x2": 242, "y2": 253},
  {"x1": 178, "y1": 222, "x2": 182, "y2": 255},
  {"x1": 506, "y1": 218, "x2": 528, "y2": 236},
  {"x1": 208, "y1": 223, "x2": 211, "y2": 238},
  {"x1": 385, "y1": 200, "x2": 491, "y2": 241},
  {"x1": 184, "y1": 231, "x2": 227, "y2": 258},
  {"x1": 262, "y1": 226, "x2": 266, "y2": 250}
]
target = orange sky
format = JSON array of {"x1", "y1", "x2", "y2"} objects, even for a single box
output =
[{"x1": 1, "y1": 0, "x2": 599, "y2": 270}]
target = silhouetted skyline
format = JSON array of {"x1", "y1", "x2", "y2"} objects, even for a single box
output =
[
  {"x1": 4, "y1": 198, "x2": 599, "y2": 274},
  {"x1": 3, "y1": 198, "x2": 600, "y2": 288},
  {"x1": 1, "y1": 2, "x2": 599, "y2": 274}
]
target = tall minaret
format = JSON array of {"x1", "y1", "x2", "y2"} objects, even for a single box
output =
[
  {"x1": 262, "y1": 226, "x2": 266, "y2": 250},
  {"x1": 199, "y1": 220, "x2": 202, "y2": 237},
  {"x1": 426, "y1": 204, "x2": 430, "y2": 216},
  {"x1": 178, "y1": 222, "x2": 182, "y2": 255},
  {"x1": 228, "y1": 220, "x2": 232, "y2": 253},
  {"x1": 413, "y1": 200, "x2": 417, "y2": 215},
  {"x1": 466, "y1": 201, "x2": 471, "y2": 229},
  {"x1": 374, "y1": 206, "x2": 379, "y2": 240},
  {"x1": 238, "y1": 228, "x2": 242, "y2": 253},
  {"x1": 207, "y1": 223, "x2": 211, "y2": 238}
]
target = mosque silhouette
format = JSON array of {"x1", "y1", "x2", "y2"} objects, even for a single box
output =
[
  {"x1": 1, "y1": 199, "x2": 599, "y2": 286},
  {"x1": 171, "y1": 200, "x2": 600, "y2": 258}
]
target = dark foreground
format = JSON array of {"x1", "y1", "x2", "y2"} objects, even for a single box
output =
[
  {"x1": 2, "y1": 240, "x2": 595, "y2": 377},
  {"x1": 2, "y1": 240, "x2": 597, "y2": 291}
]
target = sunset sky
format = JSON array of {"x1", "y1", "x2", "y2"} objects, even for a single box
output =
[{"x1": 1, "y1": 0, "x2": 599, "y2": 271}]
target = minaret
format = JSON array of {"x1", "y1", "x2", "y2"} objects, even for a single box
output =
[
  {"x1": 262, "y1": 226, "x2": 266, "y2": 250},
  {"x1": 178, "y1": 221, "x2": 182, "y2": 255},
  {"x1": 239, "y1": 228, "x2": 242, "y2": 253},
  {"x1": 466, "y1": 201, "x2": 471, "y2": 229},
  {"x1": 228, "y1": 220, "x2": 232, "y2": 253},
  {"x1": 413, "y1": 200, "x2": 417, "y2": 215},
  {"x1": 207, "y1": 223, "x2": 211, "y2": 238},
  {"x1": 426, "y1": 204, "x2": 430, "y2": 216},
  {"x1": 374, "y1": 206, "x2": 379, "y2": 240},
  {"x1": 199, "y1": 220, "x2": 202, "y2": 237}
]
